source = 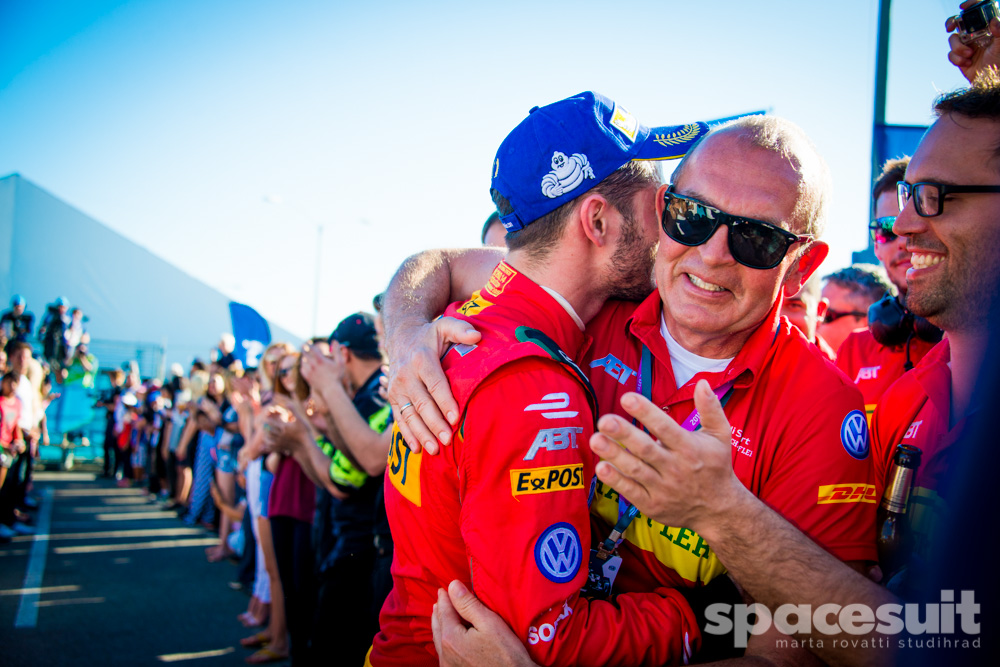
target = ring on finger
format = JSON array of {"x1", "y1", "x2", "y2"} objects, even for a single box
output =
[{"x1": 399, "y1": 402, "x2": 414, "y2": 414}]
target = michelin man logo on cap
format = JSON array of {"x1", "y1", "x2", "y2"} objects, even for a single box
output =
[
  {"x1": 492, "y1": 92, "x2": 708, "y2": 232},
  {"x1": 541, "y1": 152, "x2": 594, "y2": 198}
]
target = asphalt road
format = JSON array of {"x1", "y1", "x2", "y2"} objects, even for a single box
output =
[{"x1": 1, "y1": 465, "x2": 274, "y2": 667}]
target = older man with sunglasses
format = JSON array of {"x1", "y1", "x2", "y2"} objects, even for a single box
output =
[
  {"x1": 834, "y1": 159, "x2": 942, "y2": 423},
  {"x1": 383, "y1": 113, "x2": 876, "y2": 662}
]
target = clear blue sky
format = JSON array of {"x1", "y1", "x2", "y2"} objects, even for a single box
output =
[{"x1": 0, "y1": 0, "x2": 969, "y2": 339}]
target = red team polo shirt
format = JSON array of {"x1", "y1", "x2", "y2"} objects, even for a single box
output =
[
  {"x1": 372, "y1": 263, "x2": 699, "y2": 667},
  {"x1": 836, "y1": 328, "x2": 940, "y2": 424},
  {"x1": 870, "y1": 339, "x2": 959, "y2": 558},
  {"x1": 583, "y1": 292, "x2": 878, "y2": 593}
]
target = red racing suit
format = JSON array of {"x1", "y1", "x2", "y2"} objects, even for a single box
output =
[
  {"x1": 870, "y1": 340, "x2": 962, "y2": 559},
  {"x1": 584, "y1": 293, "x2": 878, "y2": 595},
  {"x1": 371, "y1": 262, "x2": 700, "y2": 667},
  {"x1": 836, "y1": 328, "x2": 940, "y2": 425}
]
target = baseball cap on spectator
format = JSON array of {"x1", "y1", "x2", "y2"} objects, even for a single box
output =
[
  {"x1": 492, "y1": 91, "x2": 709, "y2": 231},
  {"x1": 55, "y1": 296, "x2": 69, "y2": 307},
  {"x1": 11, "y1": 295, "x2": 25, "y2": 307},
  {"x1": 329, "y1": 312, "x2": 379, "y2": 357}
]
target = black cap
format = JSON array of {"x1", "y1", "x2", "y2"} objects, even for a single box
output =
[{"x1": 329, "y1": 312, "x2": 379, "y2": 357}]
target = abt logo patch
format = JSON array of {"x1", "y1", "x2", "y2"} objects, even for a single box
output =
[
  {"x1": 905, "y1": 420, "x2": 923, "y2": 440},
  {"x1": 524, "y1": 427, "x2": 584, "y2": 461},
  {"x1": 589, "y1": 354, "x2": 636, "y2": 385},
  {"x1": 524, "y1": 392, "x2": 579, "y2": 419},
  {"x1": 511, "y1": 464, "x2": 584, "y2": 497},
  {"x1": 817, "y1": 484, "x2": 877, "y2": 505},
  {"x1": 840, "y1": 410, "x2": 870, "y2": 460},
  {"x1": 534, "y1": 522, "x2": 582, "y2": 584},
  {"x1": 854, "y1": 366, "x2": 881, "y2": 382}
]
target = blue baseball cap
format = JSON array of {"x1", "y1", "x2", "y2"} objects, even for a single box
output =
[
  {"x1": 11, "y1": 295, "x2": 25, "y2": 308},
  {"x1": 492, "y1": 91, "x2": 709, "y2": 232}
]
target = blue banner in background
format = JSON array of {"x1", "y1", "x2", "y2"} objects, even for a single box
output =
[
  {"x1": 873, "y1": 123, "x2": 927, "y2": 169},
  {"x1": 229, "y1": 302, "x2": 271, "y2": 369}
]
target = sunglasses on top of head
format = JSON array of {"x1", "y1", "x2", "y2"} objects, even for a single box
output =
[{"x1": 662, "y1": 189, "x2": 812, "y2": 270}]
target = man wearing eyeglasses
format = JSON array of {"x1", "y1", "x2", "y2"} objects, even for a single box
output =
[
  {"x1": 382, "y1": 112, "x2": 875, "y2": 663},
  {"x1": 834, "y1": 160, "x2": 942, "y2": 423},
  {"x1": 870, "y1": 67, "x2": 1000, "y2": 575}
]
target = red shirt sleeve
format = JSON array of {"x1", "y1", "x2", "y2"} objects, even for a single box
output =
[
  {"x1": 460, "y1": 359, "x2": 700, "y2": 667},
  {"x1": 756, "y1": 382, "x2": 878, "y2": 563}
]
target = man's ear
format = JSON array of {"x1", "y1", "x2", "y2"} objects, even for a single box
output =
[
  {"x1": 654, "y1": 183, "x2": 669, "y2": 221},
  {"x1": 816, "y1": 298, "x2": 829, "y2": 322},
  {"x1": 576, "y1": 193, "x2": 612, "y2": 248},
  {"x1": 783, "y1": 241, "x2": 829, "y2": 297}
]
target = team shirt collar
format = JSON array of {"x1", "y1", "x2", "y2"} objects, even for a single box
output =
[{"x1": 625, "y1": 289, "x2": 783, "y2": 398}]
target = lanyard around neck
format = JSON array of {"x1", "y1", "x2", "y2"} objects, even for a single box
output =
[{"x1": 597, "y1": 343, "x2": 735, "y2": 559}]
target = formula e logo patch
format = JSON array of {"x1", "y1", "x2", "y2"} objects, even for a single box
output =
[
  {"x1": 840, "y1": 410, "x2": 870, "y2": 460},
  {"x1": 541, "y1": 151, "x2": 595, "y2": 199},
  {"x1": 524, "y1": 392, "x2": 578, "y2": 419},
  {"x1": 534, "y1": 522, "x2": 582, "y2": 583}
]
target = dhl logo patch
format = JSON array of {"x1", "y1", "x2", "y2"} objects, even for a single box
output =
[
  {"x1": 817, "y1": 483, "x2": 877, "y2": 505},
  {"x1": 484, "y1": 262, "x2": 517, "y2": 298},
  {"x1": 510, "y1": 464, "x2": 584, "y2": 498}
]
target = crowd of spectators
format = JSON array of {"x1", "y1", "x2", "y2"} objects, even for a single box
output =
[{"x1": 1, "y1": 295, "x2": 93, "y2": 540}]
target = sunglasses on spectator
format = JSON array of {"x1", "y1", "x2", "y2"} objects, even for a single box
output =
[
  {"x1": 897, "y1": 181, "x2": 1000, "y2": 217},
  {"x1": 278, "y1": 367, "x2": 293, "y2": 377},
  {"x1": 824, "y1": 309, "x2": 866, "y2": 324},
  {"x1": 662, "y1": 189, "x2": 812, "y2": 270},
  {"x1": 869, "y1": 216, "x2": 897, "y2": 244}
]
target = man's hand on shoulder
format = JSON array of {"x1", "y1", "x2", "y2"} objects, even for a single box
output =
[{"x1": 386, "y1": 316, "x2": 480, "y2": 455}]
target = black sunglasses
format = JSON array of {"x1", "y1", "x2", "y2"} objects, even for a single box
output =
[
  {"x1": 662, "y1": 190, "x2": 812, "y2": 270},
  {"x1": 868, "y1": 216, "x2": 897, "y2": 244},
  {"x1": 824, "y1": 308, "x2": 866, "y2": 324},
  {"x1": 897, "y1": 181, "x2": 1000, "y2": 217}
]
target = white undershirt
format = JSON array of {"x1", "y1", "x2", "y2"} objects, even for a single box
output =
[
  {"x1": 541, "y1": 286, "x2": 585, "y2": 331},
  {"x1": 660, "y1": 314, "x2": 734, "y2": 388}
]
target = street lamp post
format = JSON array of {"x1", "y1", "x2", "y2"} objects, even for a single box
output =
[{"x1": 313, "y1": 224, "x2": 322, "y2": 337}]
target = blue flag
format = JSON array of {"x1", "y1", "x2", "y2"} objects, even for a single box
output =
[
  {"x1": 873, "y1": 123, "x2": 927, "y2": 170},
  {"x1": 229, "y1": 302, "x2": 271, "y2": 368}
]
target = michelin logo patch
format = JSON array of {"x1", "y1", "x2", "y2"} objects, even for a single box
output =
[
  {"x1": 534, "y1": 522, "x2": 582, "y2": 584},
  {"x1": 840, "y1": 410, "x2": 870, "y2": 460},
  {"x1": 541, "y1": 151, "x2": 594, "y2": 199}
]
